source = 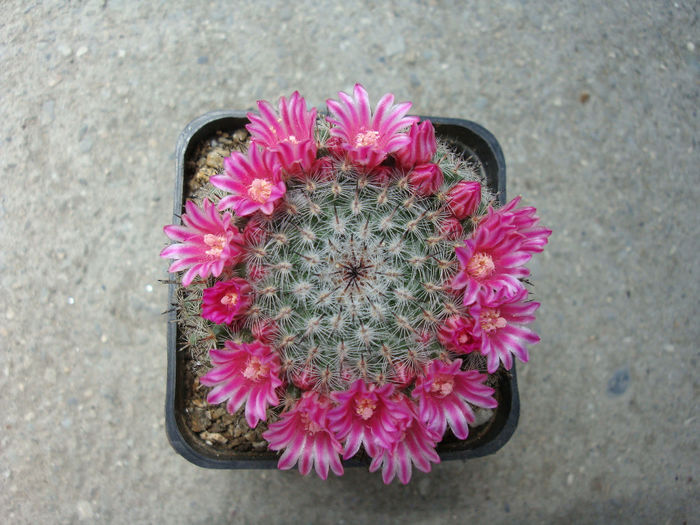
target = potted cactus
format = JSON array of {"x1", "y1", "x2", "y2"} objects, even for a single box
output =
[{"x1": 161, "y1": 85, "x2": 550, "y2": 482}]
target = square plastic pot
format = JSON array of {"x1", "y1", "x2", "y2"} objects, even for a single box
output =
[{"x1": 165, "y1": 110, "x2": 518, "y2": 468}]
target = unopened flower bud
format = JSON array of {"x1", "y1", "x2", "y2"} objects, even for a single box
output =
[
  {"x1": 408, "y1": 163, "x2": 443, "y2": 196},
  {"x1": 439, "y1": 216, "x2": 464, "y2": 240},
  {"x1": 446, "y1": 181, "x2": 481, "y2": 219}
]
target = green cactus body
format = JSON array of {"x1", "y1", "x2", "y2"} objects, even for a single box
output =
[{"x1": 178, "y1": 127, "x2": 494, "y2": 390}]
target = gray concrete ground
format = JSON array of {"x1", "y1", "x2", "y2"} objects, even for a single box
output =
[{"x1": 1, "y1": 1, "x2": 698, "y2": 523}]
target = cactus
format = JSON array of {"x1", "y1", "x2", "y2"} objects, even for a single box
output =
[
  {"x1": 242, "y1": 155, "x2": 492, "y2": 389},
  {"x1": 161, "y1": 85, "x2": 549, "y2": 483},
  {"x1": 176, "y1": 125, "x2": 494, "y2": 380}
]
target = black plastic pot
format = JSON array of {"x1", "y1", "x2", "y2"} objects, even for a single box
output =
[{"x1": 165, "y1": 110, "x2": 518, "y2": 468}]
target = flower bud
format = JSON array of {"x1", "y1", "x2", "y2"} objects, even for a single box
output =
[
  {"x1": 291, "y1": 366, "x2": 316, "y2": 390},
  {"x1": 390, "y1": 363, "x2": 416, "y2": 388},
  {"x1": 243, "y1": 216, "x2": 268, "y2": 246},
  {"x1": 394, "y1": 120, "x2": 438, "y2": 168},
  {"x1": 439, "y1": 216, "x2": 464, "y2": 240},
  {"x1": 446, "y1": 181, "x2": 481, "y2": 219},
  {"x1": 408, "y1": 163, "x2": 443, "y2": 196},
  {"x1": 252, "y1": 318, "x2": 278, "y2": 344}
]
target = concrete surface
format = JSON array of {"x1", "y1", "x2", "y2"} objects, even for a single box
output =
[{"x1": 1, "y1": 1, "x2": 698, "y2": 523}]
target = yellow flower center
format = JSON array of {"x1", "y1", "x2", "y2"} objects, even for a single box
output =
[
  {"x1": 301, "y1": 412, "x2": 322, "y2": 435},
  {"x1": 354, "y1": 129, "x2": 380, "y2": 147},
  {"x1": 242, "y1": 357, "x2": 269, "y2": 382},
  {"x1": 480, "y1": 308, "x2": 507, "y2": 333},
  {"x1": 221, "y1": 292, "x2": 238, "y2": 307},
  {"x1": 355, "y1": 397, "x2": 377, "y2": 420},
  {"x1": 248, "y1": 178, "x2": 273, "y2": 203},
  {"x1": 430, "y1": 375, "x2": 454, "y2": 397},
  {"x1": 203, "y1": 234, "x2": 226, "y2": 257},
  {"x1": 467, "y1": 252, "x2": 495, "y2": 279}
]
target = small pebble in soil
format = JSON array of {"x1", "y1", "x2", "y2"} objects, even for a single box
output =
[
  {"x1": 472, "y1": 407, "x2": 494, "y2": 427},
  {"x1": 186, "y1": 129, "x2": 249, "y2": 194},
  {"x1": 189, "y1": 408, "x2": 211, "y2": 432},
  {"x1": 200, "y1": 431, "x2": 227, "y2": 445}
]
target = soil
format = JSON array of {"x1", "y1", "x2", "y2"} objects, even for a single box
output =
[
  {"x1": 183, "y1": 352, "x2": 270, "y2": 452},
  {"x1": 180, "y1": 128, "x2": 273, "y2": 452},
  {"x1": 176, "y1": 127, "x2": 503, "y2": 456},
  {"x1": 185, "y1": 128, "x2": 249, "y2": 194}
]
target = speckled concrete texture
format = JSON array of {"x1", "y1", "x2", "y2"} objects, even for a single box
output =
[{"x1": 1, "y1": 1, "x2": 698, "y2": 523}]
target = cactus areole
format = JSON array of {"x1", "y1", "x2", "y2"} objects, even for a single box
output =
[{"x1": 162, "y1": 85, "x2": 551, "y2": 483}]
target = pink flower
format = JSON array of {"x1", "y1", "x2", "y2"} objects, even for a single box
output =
[
  {"x1": 452, "y1": 214, "x2": 527, "y2": 306},
  {"x1": 494, "y1": 196, "x2": 552, "y2": 254},
  {"x1": 439, "y1": 216, "x2": 464, "y2": 240},
  {"x1": 452, "y1": 197, "x2": 551, "y2": 305},
  {"x1": 437, "y1": 315, "x2": 481, "y2": 354},
  {"x1": 412, "y1": 359, "x2": 497, "y2": 440},
  {"x1": 160, "y1": 199, "x2": 244, "y2": 287},
  {"x1": 407, "y1": 163, "x2": 443, "y2": 196},
  {"x1": 246, "y1": 91, "x2": 318, "y2": 175},
  {"x1": 211, "y1": 146, "x2": 286, "y2": 216},
  {"x1": 328, "y1": 380, "x2": 413, "y2": 460},
  {"x1": 326, "y1": 83, "x2": 418, "y2": 168},
  {"x1": 366, "y1": 393, "x2": 440, "y2": 485},
  {"x1": 201, "y1": 278, "x2": 253, "y2": 325},
  {"x1": 200, "y1": 340, "x2": 283, "y2": 428},
  {"x1": 394, "y1": 120, "x2": 438, "y2": 168},
  {"x1": 469, "y1": 287, "x2": 540, "y2": 373},
  {"x1": 452, "y1": 241, "x2": 526, "y2": 307},
  {"x1": 262, "y1": 392, "x2": 344, "y2": 480},
  {"x1": 446, "y1": 181, "x2": 481, "y2": 220}
]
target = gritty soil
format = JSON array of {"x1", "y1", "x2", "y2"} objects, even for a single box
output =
[
  {"x1": 183, "y1": 352, "x2": 270, "y2": 452},
  {"x1": 180, "y1": 128, "x2": 273, "y2": 452}
]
